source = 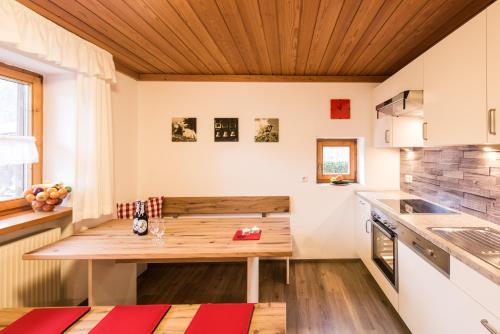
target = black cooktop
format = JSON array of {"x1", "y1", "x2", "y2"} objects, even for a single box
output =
[{"x1": 379, "y1": 199, "x2": 456, "y2": 214}]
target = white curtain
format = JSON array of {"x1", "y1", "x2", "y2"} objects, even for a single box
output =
[
  {"x1": 0, "y1": 0, "x2": 115, "y2": 82},
  {"x1": 73, "y1": 75, "x2": 114, "y2": 221},
  {"x1": 0, "y1": 0, "x2": 116, "y2": 222}
]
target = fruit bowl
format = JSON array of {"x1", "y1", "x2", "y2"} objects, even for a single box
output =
[{"x1": 23, "y1": 183, "x2": 72, "y2": 212}]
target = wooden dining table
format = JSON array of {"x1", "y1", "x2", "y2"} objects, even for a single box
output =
[
  {"x1": 23, "y1": 217, "x2": 292, "y2": 305},
  {"x1": 0, "y1": 303, "x2": 286, "y2": 333}
]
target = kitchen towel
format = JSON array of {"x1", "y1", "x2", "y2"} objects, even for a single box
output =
[
  {"x1": 233, "y1": 229, "x2": 262, "y2": 241},
  {"x1": 0, "y1": 306, "x2": 90, "y2": 334},
  {"x1": 89, "y1": 304, "x2": 171, "y2": 334},
  {"x1": 184, "y1": 303, "x2": 255, "y2": 334}
]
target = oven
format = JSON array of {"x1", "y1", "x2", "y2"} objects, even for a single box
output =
[{"x1": 371, "y1": 212, "x2": 398, "y2": 290}]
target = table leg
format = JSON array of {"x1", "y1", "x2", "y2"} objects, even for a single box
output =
[
  {"x1": 247, "y1": 256, "x2": 259, "y2": 303},
  {"x1": 88, "y1": 260, "x2": 137, "y2": 306}
]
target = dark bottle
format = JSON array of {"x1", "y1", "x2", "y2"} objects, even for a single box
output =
[
  {"x1": 134, "y1": 201, "x2": 148, "y2": 236},
  {"x1": 132, "y1": 200, "x2": 141, "y2": 234}
]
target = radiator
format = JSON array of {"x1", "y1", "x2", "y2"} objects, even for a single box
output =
[{"x1": 0, "y1": 228, "x2": 61, "y2": 307}]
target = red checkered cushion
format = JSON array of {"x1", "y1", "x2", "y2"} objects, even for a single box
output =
[
  {"x1": 116, "y1": 202, "x2": 135, "y2": 219},
  {"x1": 146, "y1": 197, "x2": 162, "y2": 218},
  {"x1": 116, "y1": 197, "x2": 163, "y2": 219}
]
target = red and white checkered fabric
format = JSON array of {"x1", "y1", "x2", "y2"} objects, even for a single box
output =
[
  {"x1": 116, "y1": 197, "x2": 163, "y2": 219},
  {"x1": 116, "y1": 202, "x2": 136, "y2": 219},
  {"x1": 146, "y1": 197, "x2": 162, "y2": 218}
]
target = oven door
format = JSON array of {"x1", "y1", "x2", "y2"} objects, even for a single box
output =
[{"x1": 372, "y1": 220, "x2": 398, "y2": 290}]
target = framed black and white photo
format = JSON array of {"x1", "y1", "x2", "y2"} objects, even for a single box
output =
[
  {"x1": 172, "y1": 117, "x2": 197, "y2": 142},
  {"x1": 214, "y1": 118, "x2": 238, "y2": 142},
  {"x1": 255, "y1": 118, "x2": 279, "y2": 142}
]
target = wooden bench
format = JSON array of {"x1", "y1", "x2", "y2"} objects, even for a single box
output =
[{"x1": 161, "y1": 196, "x2": 291, "y2": 284}]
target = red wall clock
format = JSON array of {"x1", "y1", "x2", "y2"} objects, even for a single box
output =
[{"x1": 330, "y1": 99, "x2": 350, "y2": 119}]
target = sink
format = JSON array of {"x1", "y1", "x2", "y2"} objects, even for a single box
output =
[{"x1": 428, "y1": 227, "x2": 500, "y2": 270}]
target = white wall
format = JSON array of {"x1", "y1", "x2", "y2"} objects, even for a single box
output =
[{"x1": 137, "y1": 82, "x2": 399, "y2": 258}]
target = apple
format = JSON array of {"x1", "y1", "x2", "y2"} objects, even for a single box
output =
[
  {"x1": 32, "y1": 200, "x2": 44, "y2": 209},
  {"x1": 42, "y1": 204, "x2": 55, "y2": 212},
  {"x1": 49, "y1": 191, "x2": 60, "y2": 199},
  {"x1": 25, "y1": 194, "x2": 36, "y2": 202},
  {"x1": 36, "y1": 192, "x2": 49, "y2": 201},
  {"x1": 46, "y1": 198, "x2": 59, "y2": 205},
  {"x1": 32, "y1": 187, "x2": 44, "y2": 195}
]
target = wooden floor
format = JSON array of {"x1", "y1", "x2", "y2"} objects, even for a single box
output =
[{"x1": 137, "y1": 260, "x2": 409, "y2": 334}]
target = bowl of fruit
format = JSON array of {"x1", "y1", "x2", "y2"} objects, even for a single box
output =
[
  {"x1": 23, "y1": 183, "x2": 72, "y2": 212},
  {"x1": 330, "y1": 175, "x2": 353, "y2": 186}
]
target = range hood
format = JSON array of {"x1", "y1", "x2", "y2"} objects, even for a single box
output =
[{"x1": 376, "y1": 90, "x2": 423, "y2": 118}]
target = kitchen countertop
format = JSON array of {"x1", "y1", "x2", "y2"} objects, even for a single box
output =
[{"x1": 356, "y1": 190, "x2": 500, "y2": 285}]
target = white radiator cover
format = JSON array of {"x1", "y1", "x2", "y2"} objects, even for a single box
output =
[{"x1": 0, "y1": 228, "x2": 61, "y2": 307}]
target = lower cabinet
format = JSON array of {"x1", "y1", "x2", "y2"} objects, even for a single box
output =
[
  {"x1": 355, "y1": 197, "x2": 398, "y2": 309},
  {"x1": 398, "y1": 241, "x2": 500, "y2": 334},
  {"x1": 355, "y1": 197, "x2": 371, "y2": 263}
]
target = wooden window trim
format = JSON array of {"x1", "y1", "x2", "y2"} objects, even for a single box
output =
[
  {"x1": 0, "y1": 62, "x2": 43, "y2": 216},
  {"x1": 316, "y1": 139, "x2": 357, "y2": 183}
]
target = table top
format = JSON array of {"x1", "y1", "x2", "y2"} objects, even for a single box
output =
[
  {"x1": 0, "y1": 303, "x2": 285, "y2": 334},
  {"x1": 24, "y1": 217, "x2": 292, "y2": 260}
]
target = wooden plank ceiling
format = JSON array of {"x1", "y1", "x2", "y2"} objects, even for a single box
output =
[{"x1": 17, "y1": 0, "x2": 495, "y2": 82}]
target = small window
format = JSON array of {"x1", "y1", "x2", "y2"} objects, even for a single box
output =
[
  {"x1": 316, "y1": 139, "x2": 357, "y2": 183},
  {"x1": 0, "y1": 63, "x2": 42, "y2": 215}
]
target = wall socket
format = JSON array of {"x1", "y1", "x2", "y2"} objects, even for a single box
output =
[{"x1": 404, "y1": 174, "x2": 413, "y2": 183}]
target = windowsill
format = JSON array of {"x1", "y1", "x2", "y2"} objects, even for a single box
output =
[
  {"x1": 0, "y1": 207, "x2": 72, "y2": 235},
  {"x1": 316, "y1": 182, "x2": 360, "y2": 187}
]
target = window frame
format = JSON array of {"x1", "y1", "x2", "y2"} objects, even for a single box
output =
[
  {"x1": 0, "y1": 62, "x2": 43, "y2": 216},
  {"x1": 316, "y1": 139, "x2": 357, "y2": 183}
]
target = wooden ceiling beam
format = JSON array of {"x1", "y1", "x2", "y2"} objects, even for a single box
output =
[{"x1": 138, "y1": 74, "x2": 388, "y2": 82}]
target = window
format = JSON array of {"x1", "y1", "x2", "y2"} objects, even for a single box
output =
[
  {"x1": 0, "y1": 63, "x2": 42, "y2": 215},
  {"x1": 316, "y1": 139, "x2": 357, "y2": 183}
]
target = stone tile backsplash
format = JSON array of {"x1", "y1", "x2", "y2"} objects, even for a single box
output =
[{"x1": 400, "y1": 146, "x2": 500, "y2": 225}]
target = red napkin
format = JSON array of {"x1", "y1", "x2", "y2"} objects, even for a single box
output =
[
  {"x1": 0, "y1": 306, "x2": 90, "y2": 334},
  {"x1": 233, "y1": 229, "x2": 262, "y2": 241},
  {"x1": 89, "y1": 304, "x2": 171, "y2": 334},
  {"x1": 185, "y1": 303, "x2": 255, "y2": 334}
]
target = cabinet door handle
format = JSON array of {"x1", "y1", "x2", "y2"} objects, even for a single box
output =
[
  {"x1": 365, "y1": 219, "x2": 371, "y2": 234},
  {"x1": 481, "y1": 319, "x2": 498, "y2": 334},
  {"x1": 422, "y1": 122, "x2": 428, "y2": 141},
  {"x1": 384, "y1": 129, "x2": 390, "y2": 143},
  {"x1": 489, "y1": 109, "x2": 496, "y2": 135}
]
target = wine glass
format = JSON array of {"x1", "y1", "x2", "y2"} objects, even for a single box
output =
[
  {"x1": 156, "y1": 219, "x2": 166, "y2": 244},
  {"x1": 149, "y1": 218, "x2": 160, "y2": 243}
]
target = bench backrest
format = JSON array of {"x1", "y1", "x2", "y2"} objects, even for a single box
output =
[{"x1": 162, "y1": 196, "x2": 290, "y2": 216}]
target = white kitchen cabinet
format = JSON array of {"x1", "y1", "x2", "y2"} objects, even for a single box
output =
[
  {"x1": 398, "y1": 241, "x2": 500, "y2": 334},
  {"x1": 487, "y1": 1, "x2": 500, "y2": 143},
  {"x1": 423, "y1": 12, "x2": 487, "y2": 146},
  {"x1": 355, "y1": 197, "x2": 398, "y2": 309},
  {"x1": 374, "y1": 114, "x2": 393, "y2": 148},
  {"x1": 373, "y1": 56, "x2": 424, "y2": 148},
  {"x1": 354, "y1": 197, "x2": 371, "y2": 262},
  {"x1": 374, "y1": 115, "x2": 423, "y2": 148}
]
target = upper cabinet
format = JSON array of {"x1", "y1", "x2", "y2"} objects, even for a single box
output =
[
  {"x1": 373, "y1": 57, "x2": 424, "y2": 148},
  {"x1": 487, "y1": 1, "x2": 500, "y2": 143},
  {"x1": 423, "y1": 12, "x2": 487, "y2": 146}
]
